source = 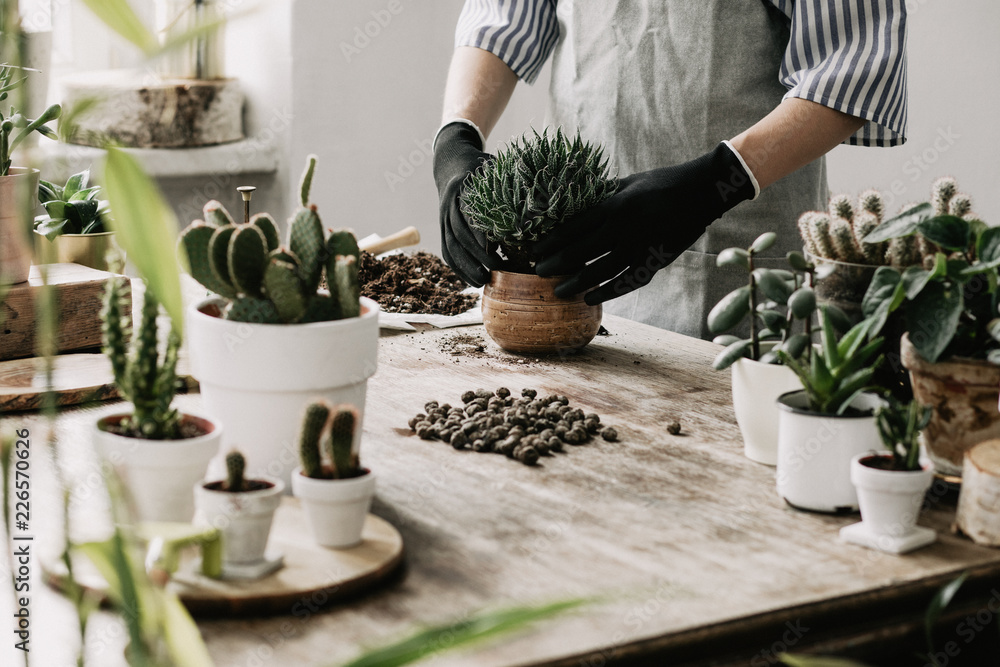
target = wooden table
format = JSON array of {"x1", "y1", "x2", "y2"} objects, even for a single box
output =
[{"x1": 6, "y1": 316, "x2": 1000, "y2": 667}]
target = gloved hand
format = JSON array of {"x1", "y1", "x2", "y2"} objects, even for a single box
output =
[
  {"x1": 532, "y1": 142, "x2": 757, "y2": 305},
  {"x1": 433, "y1": 121, "x2": 498, "y2": 286}
]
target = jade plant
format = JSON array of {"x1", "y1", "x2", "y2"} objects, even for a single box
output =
[
  {"x1": 860, "y1": 177, "x2": 999, "y2": 363},
  {"x1": 874, "y1": 395, "x2": 932, "y2": 471},
  {"x1": 33, "y1": 168, "x2": 111, "y2": 239},
  {"x1": 460, "y1": 127, "x2": 618, "y2": 270},
  {"x1": 777, "y1": 307, "x2": 884, "y2": 415},
  {"x1": 102, "y1": 276, "x2": 182, "y2": 439},
  {"x1": 299, "y1": 400, "x2": 363, "y2": 480},
  {"x1": 709, "y1": 231, "x2": 839, "y2": 370},
  {"x1": 179, "y1": 155, "x2": 362, "y2": 324},
  {"x1": 0, "y1": 63, "x2": 61, "y2": 175}
]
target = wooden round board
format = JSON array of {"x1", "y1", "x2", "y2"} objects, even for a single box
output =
[{"x1": 44, "y1": 497, "x2": 405, "y2": 617}]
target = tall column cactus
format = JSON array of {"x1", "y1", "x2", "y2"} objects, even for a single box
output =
[
  {"x1": 179, "y1": 155, "x2": 362, "y2": 324},
  {"x1": 225, "y1": 450, "x2": 246, "y2": 492},
  {"x1": 101, "y1": 277, "x2": 181, "y2": 439},
  {"x1": 298, "y1": 400, "x2": 362, "y2": 480}
]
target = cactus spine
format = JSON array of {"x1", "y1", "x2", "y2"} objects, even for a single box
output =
[
  {"x1": 298, "y1": 400, "x2": 361, "y2": 480},
  {"x1": 179, "y1": 155, "x2": 362, "y2": 324},
  {"x1": 225, "y1": 450, "x2": 246, "y2": 492},
  {"x1": 101, "y1": 277, "x2": 181, "y2": 439}
]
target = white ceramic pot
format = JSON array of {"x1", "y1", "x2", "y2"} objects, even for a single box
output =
[
  {"x1": 731, "y1": 355, "x2": 802, "y2": 465},
  {"x1": 291, "y1": 467, "x2": 375, "y2": 548},
  {"x1": 851, "y1": 453, "x2": 934, "y2": 538},
  {"x1": 92, "y1": 412, "x2": 221, "y2": 523},
  {"x1": 194, "y1": 476, "x2": 284, "y2": 566},
  {"x1": 776, "y1": 391, "x2": 884, "y2": 513},
  {"x1": 187, "y1": 297, "x2": 379, "y2": 489}
]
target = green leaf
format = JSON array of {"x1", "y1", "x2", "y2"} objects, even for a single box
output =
[
  {"x1": 824, "y1": 304, "x2": 853, "y2": 334},
  {"x1": 820, "y1": 307, "x2": 842, "y2": 368},
  {"x1": 916, "y1": 215, "x2": 971, "y2": 252},
  {"x1": 38, "y1": 179, "x2": 61, "y2": 203},
  {"x1": 988, "y1": 319, "x2": 1000, "y2": 343},
  {"x1": 69, "y1": 185, "x2": 101, "y2": 201},
  {"x1": 780, "y1": 653, "x2": 874, "y2": 667},
  {"x1": 779, "y1": 333, "x2": 810, "y2": 360},
  {"x1": 707, "y1": 286, "x2": 751, "y2": 334},
  {"x1": 863, "y1": 202, "x2": 933, "y2": 243},
  {"x1": 717, "y1": 247, "x2": 749, "y2": 270},
  {"x1": 828, "y1": 368, "x2": 876, "y2": 415},
  {"x1": 712, "y1": 334, "x2": 742, "y2": 346},
  {"x1": 759, "y1": 309, "x2": 787, "y2": 332},
  {"x1": 786, "y1": 250, "x2": 811, "y2": 272},
  {"x1": 34, "y1": 217, "x2": 69, "y2": 240},
  {"x1": 80, "y1": 0, "x2": 158, "y2": 53},
  {"x1": 926, "y1": 572, "x2": 968, "y2": 659},
  {"x1": 341, "y1": 599, "x2": 588, "y2": 667},
  {"x1": 63, "y1": 169, "x2": 90, "y2": 199},
  {"x1": 756, "y1": 269, "x2": 792, "y2": 304},
  {"x1": 788, "y1": 287, "x2": 816, "y2": 319},
  {"x1": 42, "y1": 200, "x2": 68, "y2": 220},
  {"x1": 905, "y1": 281, "x2": 963, "y2": 363},
  {"x1": 976, "y1": 225, "x2": 1000, "y2": 266},
  {"x1": 750, "y1": 231, "x2": 776, "y2": 254},
  {"x1": 901, "y1": 266, "x2": 931, "y2": 300},
  {"x1": 103, "y1": 147, "x2": 184, "y2": 330},
  {"x1": 712, "y1": 339, "x2": 753, "y2": 370},
  {"x1": 862, "y1": 266, "x2": 904, "y2": 337}
]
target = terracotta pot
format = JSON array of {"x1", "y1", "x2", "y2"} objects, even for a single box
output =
[
  {"x1": 0, "y1": 168, "x2": 40, "y2": 285},
  {"x1": 901, "y1": 334, "x2": 1000, "y2": 477},
  {"x1": 34, "y1": 231, "x2": 126, "y2": 273},
  {"x1": 481, "y1": 270, "x2": 601, "y2": 355}
]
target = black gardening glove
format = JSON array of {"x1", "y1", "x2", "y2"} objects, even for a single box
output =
[
  {"x1": 533, "y1": 142, "x2": 756, "y2": 305},
  {"x1": 433, "y1": 121, "x2": 499, "y2": 287}
]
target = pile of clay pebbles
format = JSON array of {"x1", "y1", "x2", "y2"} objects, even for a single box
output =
[{"x1": 407, "y1": 387, "x2": 618, "y2": 466}]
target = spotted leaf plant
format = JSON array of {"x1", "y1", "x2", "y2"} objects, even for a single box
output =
[{"x1": 178, "y1": 155, "x2": 361, "y2": 324}]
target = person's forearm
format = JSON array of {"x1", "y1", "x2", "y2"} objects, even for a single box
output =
[
  {"x1": 730, "y1": 98, "x2": 866, "y2": 190},
  {"x1": 442, "y1": 46, "x2": 519, "y2": 141}
]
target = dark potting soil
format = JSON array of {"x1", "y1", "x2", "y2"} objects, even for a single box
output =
[
  {"x1": 859, "y1": 455, "x2": 913, "y2": 472},
  {"x1": 203, "y1": 480, "x2": 274, "y2": 492},
  {"x1": 359, "y1": 251, "x2": 479, "y2": 316},
  {"x1": 103, "y1": 418, "x2": 208, "y2": 440}
]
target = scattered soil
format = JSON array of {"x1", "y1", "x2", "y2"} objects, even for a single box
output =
[
  {"x1": 437, "y1": 332, "x2": 539, "y2": 367},
  {"x1": 359, "y1": 251, "x2": 478, "y2": 316}
]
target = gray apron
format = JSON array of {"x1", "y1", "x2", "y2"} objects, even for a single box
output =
[{"x1": 546, "y1": 0, "x2": 828, "y2": 339}]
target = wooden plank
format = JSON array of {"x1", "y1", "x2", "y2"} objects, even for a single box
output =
[{"x1": 0, "y1": 263, "x2": 130, "y2": 361}]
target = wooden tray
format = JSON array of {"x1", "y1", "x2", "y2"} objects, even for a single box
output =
[{"x1": 44, "y1": 498, "x2": 405, "y2": 617}]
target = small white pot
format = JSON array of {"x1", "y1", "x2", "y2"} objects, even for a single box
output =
[
  {"x1": 194, "y1": 476, "x2": 284, "y2": 566},
  {"x1": 92, "y1": 412, "x2": 221, "y2": 523},
  {"x1": 776, "y1": 391, "x2": 884, "y2": 513},
  {"x1": 187, "y1": 297, "x2": 379, "y2": 490},
  {"x1": 731, "y1": 354, "x2": 802, "y2": 465},
  {"x1": 851, "y1": 453, "x2": 934, "y2": 538},
  {"x1": 291, "y1": 466, "x2": 375, "y2": 548}
]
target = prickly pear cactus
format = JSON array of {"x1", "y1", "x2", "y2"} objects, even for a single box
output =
[{"x1": 178, "y1": 155, "x2": 362, "y2": 324}]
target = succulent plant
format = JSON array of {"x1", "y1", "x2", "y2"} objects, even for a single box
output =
[
  {"x1": 33, "y1": 168, "x2": 111, "y2": 240},
  {"x1": 0, "y1": 63, "x2": 61, "y2": 176},
  {"x1": 798, "y1": 190, "x2": 895, "y2": 266},
  {"x1": 101, "y1": 277, "x2": 181, "y2": 439},
  {"x1": 461, "y1": 127, "x2": 618, "y2": 255},
  {"x1": 225, "y1": 450, "x2": 246, "y2": 493},
  {"x1": 875, "y1": 395, "x2": 931, "y2": 472},
  {"x1": 298, "y1": 399, "x2": 362, "y2": 480},
  {"x1": 178, "y1": 155, "x2": 362, "y2": 324}
]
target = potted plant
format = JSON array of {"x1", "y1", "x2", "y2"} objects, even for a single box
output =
[
  {"x1": 840, "y1": 395, "x2": 936, "y2": 554},
  {"x1": 194, "y1": 449, "x2": 284, "y2": 578},
  {"x1": 291, "y1": 400, "x2": 374, "y2": 548},
  {"x1": 775, "y1": 308, "x2": 885, "y2": 513},
  {"x1": 0, "y1": 63, "x2": 61, "y2": 285},
  {"x1": 860, "y1": 177, "x2": 1000, "y2": 476},
  {"x1": 461, "y1": 128, "x2": 618, "y2": 354},
  {"x1": 92, "y1": 275, "x2": 222, "y2": 523},
  {"x1": 180, "y1": 155, "x2": 379, "y2": 489},
  {"x1": 708, "y1": 231, "x2": 825, "y2": 465},
  {"x1": 32, "y1": 168, "x2": 125, "y2": 272}
]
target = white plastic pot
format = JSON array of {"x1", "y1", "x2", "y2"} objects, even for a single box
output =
[
  {"x1": 194, "y1": 476, "x2": 284, "y2": 566},
  {"x1": 731, "y1": 355, "x2": 802, "y2": 465},
  {"x1": 291, "y1": 466, "x2": 375, "y2": 548},
  {"x1": 92, "y1": 412, "x2": 221, "y2": 523},
  {"x1": 850, "y1": 453, "x2": 934, "y2": 538},
  {"x1": 776, "y1": 391, "x2": 883, "y2": 513},
  {"x1": 187, "y1": 297, "x2": 379, "y2": 489}
]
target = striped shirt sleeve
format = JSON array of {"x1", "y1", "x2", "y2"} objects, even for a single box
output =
[
  {"x1": 776, "y1": 0, "x2": 908, "y2": 147},
  {"x1": 454, "y1": 0, "x2": 559, "y2": 85}
]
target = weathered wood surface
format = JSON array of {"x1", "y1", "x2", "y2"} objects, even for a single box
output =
[
  {"x1": 0, "y1": 263, "x2": 130, "y2": 361},
  {"x1": 9, "y1": 318, "x2": 1000, "y2": 667}
]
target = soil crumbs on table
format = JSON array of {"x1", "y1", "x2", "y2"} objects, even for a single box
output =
[
  {"x1": 359, "y1": 251, "x2": 479, "y2": 316},
  {"x1": 437, "y1": 332, "x2": 539, "y2": 367}
]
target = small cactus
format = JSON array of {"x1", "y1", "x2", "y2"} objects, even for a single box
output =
[
  {"x1": 298, "y1": 400, "x2": 362, "y2": 480},
  {"x1": 931, "y1": 177, "x2": 957, "y2": 216},
  {"x1": 797, "y1": 191, "x2": 897, "y2": 266},
  {"x1": 327, "y1": 407, "x2": 359, "y2": 479},
  {"x1": 101, "y1": 277, "x2": 181, "y2": 439},
  {"x1": 299, "y1": 400, "x2": 331, "y2": 479},
  {"x1": 179, "y1": 155, "x2": 362, "y2": 324},
  {"x1": 225, "y1": 450, "x2": 246, "y2": 492}
]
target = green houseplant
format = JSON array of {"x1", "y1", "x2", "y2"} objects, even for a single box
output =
[
  {"x1": 181, "y1": 155, "x2": 380, "y2": 489},
  {"x1": 774, "y1": 308, "x2": 885, "y2": 513},
  {"x1": 291, "y1": 400, "x2": 374, "y2": 548},
  {"x1": 859, "y1": 177, "x2": 1000, "y2": 476},
  {"x1": 707, "y1": 231, "x2": 821, "y2": 465},
  {"x1": 461, "y1": 127, "x2": 618, "y2": 354},
  {"x1": 0, "y1": 63, "x2": 61, "y2": 285}
]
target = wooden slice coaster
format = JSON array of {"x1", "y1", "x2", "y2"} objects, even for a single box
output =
[{"x1": 43, "y1": 498, "x2": 404, "y2": 617}]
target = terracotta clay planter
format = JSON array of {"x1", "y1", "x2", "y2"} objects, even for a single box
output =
[
  {"x1": 482, "y1": 270, "x2": 601, "y2": 355},
  {"x1": 0, "y1": 168, "x2": 40, "y2": 285},
  {"x1": 901, "y1": 334, "x2": 1000, "y2": 477}
]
